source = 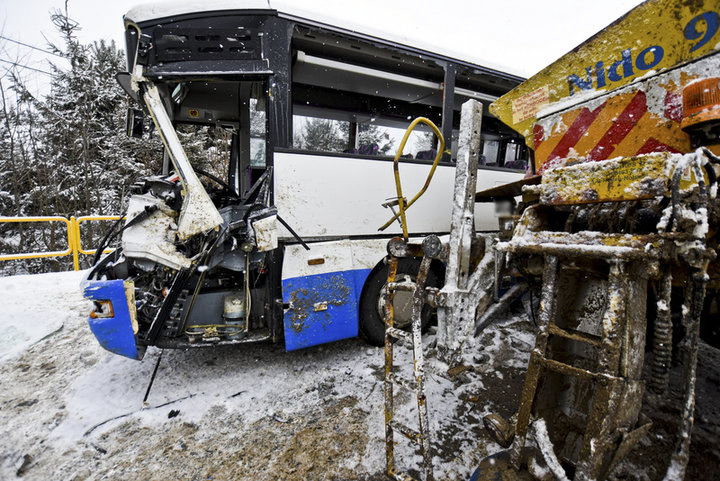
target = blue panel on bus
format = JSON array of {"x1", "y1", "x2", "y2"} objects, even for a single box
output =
[
  {"x1": 282, "y1": 268, "x2": 371, "y2": 351},
  {"x1": 82, "y1": 279, "x2": 141, "y2": 360}
]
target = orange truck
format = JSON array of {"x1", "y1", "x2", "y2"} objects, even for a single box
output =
[{"x1": 471, "y1": 1, "x2": 720, "y2": 479}]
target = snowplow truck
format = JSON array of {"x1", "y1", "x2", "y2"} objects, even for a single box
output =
[{"x1": 470, "y1": 1, "x2": 720, "y2": 480}]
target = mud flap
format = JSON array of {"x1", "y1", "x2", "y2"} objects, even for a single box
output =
[
  {"x1": 281, "y1": 242, "x2": 371, "y2": 350},
  {"x1": 82, "y1": 279, "x2": 141, "y2": 360}
]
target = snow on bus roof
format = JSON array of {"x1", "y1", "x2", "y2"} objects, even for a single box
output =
[{"x1": 124, "y1": 0, "x2": 523, "y2": 79}]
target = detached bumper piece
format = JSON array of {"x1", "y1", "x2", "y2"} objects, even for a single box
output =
[{"x1": 82, "y1": 279, "x2": 142, "y2": 360}]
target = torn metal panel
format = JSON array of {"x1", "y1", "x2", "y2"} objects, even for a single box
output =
[
  {"x1": 121, "y1": 194, "x2": 192, "y2": 270},
  {"x1": 253, "y1": 214, "x2": 278, "y2": 252},
  {"x1": 140, "y1": 75, "x2": 223, "y2": 240}
]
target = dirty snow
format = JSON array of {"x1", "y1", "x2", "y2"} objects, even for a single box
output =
[
  {"x1": 0, "y1": 271, "x2": 718, "y2": 480},
  {"x1": 0, "y1": 270, "x2": 534, "y2": 481}
]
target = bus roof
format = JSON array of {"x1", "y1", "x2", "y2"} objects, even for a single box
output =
[{"x1": 124, "y1": 0, "x2": 524, "y2": 80}]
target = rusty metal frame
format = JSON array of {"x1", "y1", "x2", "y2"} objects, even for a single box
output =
[
  {"x1": 494, "y1": 149, "x2": 717, "y2": 480},
  {"x1": 384, "y1": 242, "x2": 434, "y2": 481}
]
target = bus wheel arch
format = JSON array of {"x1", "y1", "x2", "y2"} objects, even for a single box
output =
[{"x1": 358, "y1": 257, "x2": 443, "y2": 346}]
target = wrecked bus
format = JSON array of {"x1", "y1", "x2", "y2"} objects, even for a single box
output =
[{"x1": 82, "y1": 1, "x2": 527, "y2": 359}]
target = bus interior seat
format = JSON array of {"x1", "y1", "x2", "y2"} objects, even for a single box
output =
[
  {"x1": 416, "y1": 149, "x2": 437, "y2": 160},
  {"x1": 504, "y1": 159, "x2": 527, "y2": 170},
  {"x1": 358, "y1": 143, "x2": 379, "y2": 155}
]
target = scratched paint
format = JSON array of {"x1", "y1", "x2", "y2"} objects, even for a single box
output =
[{"x1": 282, "y1": 270, "x2": 366, "y2": 351}]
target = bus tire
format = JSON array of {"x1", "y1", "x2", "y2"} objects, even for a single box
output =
[{"x1": 358, "y1": 257, "x2": 440, "y2": 347}]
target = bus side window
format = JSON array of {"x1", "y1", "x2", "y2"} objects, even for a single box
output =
[
  {"x1": 250, "y1": 97, "x2": 266, "y2": 167},
  {"x1": 482, "y1": 139, "x2": 500, "y2": 166},
  {"x1": 503, "y1": 140, "x2": 528, "y2": 170},
  {"x1": 292, "y1": 115, "x2": 350, "y2": 153}
]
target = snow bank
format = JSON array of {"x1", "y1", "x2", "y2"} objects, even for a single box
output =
[{"x1": 0, "y1": 270, "x2": 89, "y2": 360}]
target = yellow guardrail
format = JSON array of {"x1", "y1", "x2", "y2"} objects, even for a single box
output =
[{"x1": 0, "y1": 215, "x2": 123, "y2": 271}]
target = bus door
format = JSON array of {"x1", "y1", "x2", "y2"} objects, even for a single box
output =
[{"x1": 281, "y1": 240, "x2": 366, "y2": 350}]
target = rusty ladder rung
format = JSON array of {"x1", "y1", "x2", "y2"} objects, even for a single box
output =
[
  {"x1": 389, "y1": 420, "x2": 422, "y2": 444},
  {"x1": 510, "y1": 254, "x2": 637, "y2": 481},
  {"x1": 386, "y1": 326, "x2": 413, "y2": 343},
  {"x1": 547, "y1": 324, "x2": 603, "y2": 347},
  {"x1": 534, "y1": 354, "x2": 623, "y2": 384}
]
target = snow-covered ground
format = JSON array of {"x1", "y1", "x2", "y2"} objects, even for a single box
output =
[
  {"x1": 0, "y1": 270, "x2": 532, "y2": 480},
  {"x1": 0, "y1": 270, "x2": 88, "y2": 360},
  {"x1": 0, "y1": 271, "x2": 718, "y2": 480}
]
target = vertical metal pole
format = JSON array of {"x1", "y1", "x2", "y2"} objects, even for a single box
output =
[
  {"x1": 661, "y1": 271, "x2": 706, "y2": 481},
  {"x1": 437, "y1": 99, "x2": 483, "y2": 358},
  {"x1": 440, "y1": 63, "x2": 456, "y2": 163},
  {"x1": 70, "y1": 216, "x2": 80, "y2": 271},
  {"x1": 238, "y1": 83, "x2": 252, "y2": 196},
  {"x1": 412, "y1": 255, "x2": 434, "y2": 481},
  {"x1": 510, "y1": 255, "x2": 559, "y2": 468},
  {"x1": 264, "y1": 20, "x2": 292, "y2": 151},
  {"x1": 348, "y1": 121, "x2": 358, "y2": 151},
  {"x1": 384, "y1": 256, "x2": 398, "y2": 477}
]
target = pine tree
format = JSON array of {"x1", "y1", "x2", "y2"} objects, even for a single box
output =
[
  {"x1": 414, "y1": 131, "x2": 435, "y2": 153},
  {"x1": 0, "y1": 10, "x2": 162, "y2": 273},
  {"x1": 356, "y1": 122, "x2": 394, "y2": 155},
  {"x1": 295, "y1": 118, "x2": 347, "y2": 152},
  {"x1": 34, "y1": 13, "x2": 160, "y2": 218}
]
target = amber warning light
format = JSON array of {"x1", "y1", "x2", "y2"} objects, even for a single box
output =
[
  {"x1": 680, "y1": 78, "x2": 720, "y2": 152},
  {"x1": 682, "y1": 78, "x2": 720, "y2": 130}
]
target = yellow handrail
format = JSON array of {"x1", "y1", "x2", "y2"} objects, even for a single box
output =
[
  {"x1": 0, "y1": 215, "x2": 123, "y2": 271},
  {"x1": 74, "y1": 216, "x2": 125, "y2": 255},
  {"x1": 378, "y1": 117, "x2": 446, "y2": 239}
]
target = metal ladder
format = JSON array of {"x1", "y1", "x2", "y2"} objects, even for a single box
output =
[
  {"x1": 508, "y1": 253, "x2": 649, "y2": 481},
  {"x1": 384, "y1": 246, "x2": 434, "y2": 481}
]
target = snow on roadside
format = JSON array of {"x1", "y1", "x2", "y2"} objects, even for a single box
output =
[
  {"x1": 0, "y1": 270, "x2": 89, "y2": 360},
  {"x1": 0, "y1": 269, "x2": 537, "y2": 480}
]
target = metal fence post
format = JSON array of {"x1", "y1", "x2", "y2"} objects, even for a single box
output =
[{"x1": 70, "y1": 216, "x2": 80, "y2": 271}]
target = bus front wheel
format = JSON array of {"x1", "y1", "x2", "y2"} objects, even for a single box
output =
[{"x1": 358, "y1": 258, "x2": 440, "y2": 346}]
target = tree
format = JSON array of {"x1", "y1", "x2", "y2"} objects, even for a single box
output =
[
  {"x1": 34, "y1": 12, "x2": 161, "y2": 218},
  {"x1": 0, "y1": 10, "x2": 162, "y2": 273},
  {"x1": 414, "y1": 131, "x2": 435, "y2": 153},
  {"x1": 294, "y1": 116, "x2": 397, "y2": 155},
  {"x1": 295, "y1": 117, "x2": 347, "y2": 152},
  {"x1": 355, "y1": 122, "x2": 394, "y2": 155}
]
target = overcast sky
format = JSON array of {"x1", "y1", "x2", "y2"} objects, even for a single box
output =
[{"x1": 1, "y1": 0, "x2": 646, "y2": 98}]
